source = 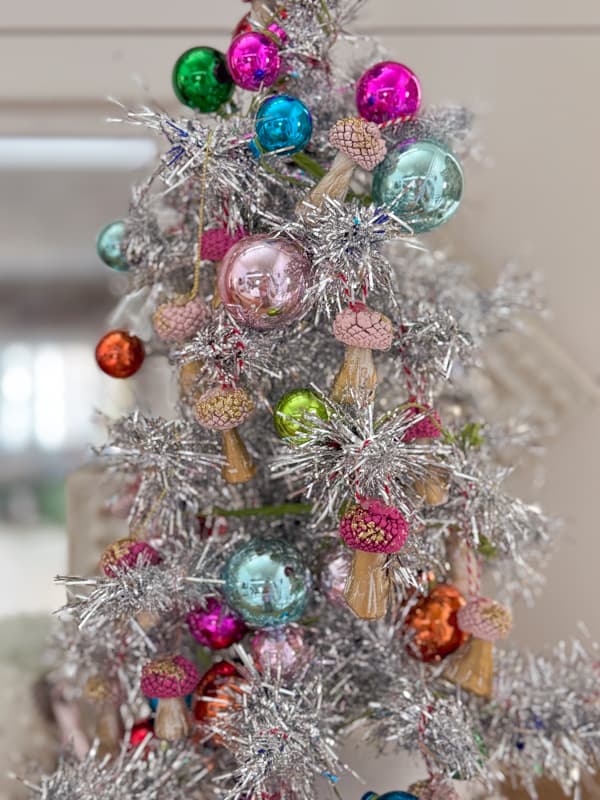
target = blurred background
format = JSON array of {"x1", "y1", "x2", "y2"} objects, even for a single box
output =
[{"x1": 1, "y1": 1, "x2": 599, "y2": 797}]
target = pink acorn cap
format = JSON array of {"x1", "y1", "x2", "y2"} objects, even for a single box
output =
[
  {"x1": 194, "y1": 386, "x2": 255, "y2": 431},
  {"x1": 328, "y1": 117, "x2": 387, "y2": 171},
  {"x1": 201, "y1": 227, "x2": 246, "y2": 262},
  {"x1": 140, "y1": 655, "x2": 199, "y2": 699},
  {"x1": 153, "y1": 296, "x2": 208, "y2": 344},
  {"x1": 457, "y1": 597, "x2": 512, "y2": 642},
  {"x1": 100, "y1": 538, "x2": 160, "y2": 577},
  {"x1": 332, "y1": 303, "x2": 393, "y2": 350},
  {"x1": 339, "y1": 498, "x2": 409, "y2": 553},
  {"x1": 402, "y1": 404, "x2": 443, "y2": 443}
]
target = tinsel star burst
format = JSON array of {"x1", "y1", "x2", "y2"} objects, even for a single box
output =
[
  {"x1": 171, "y1": 308, "x2": 283, "y2": 387},
  {"x1": 272, "y1": 398, "x2": 455, "y2": 522},
  {"x1": 211, "y1": 649, "x2": 345, "y2": 800},
  {"x1": 96, "y1": 413, "x2": 222, "y2": 530},
  {"x1": 17, "y1": 739, "x2": 207, "y2": 800},
  {"x1": 283, "y1": 197, "x2": 413, "y2": 316}
]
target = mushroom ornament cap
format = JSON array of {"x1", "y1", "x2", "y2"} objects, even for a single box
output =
[{"x1": 141, "y1": 655, "x2": 200, "y2": 699}]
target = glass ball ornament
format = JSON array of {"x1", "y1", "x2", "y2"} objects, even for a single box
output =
[
  {"x1": 404, "y1": 583, "x2": 469, "y2": 662},
  {"x1": 251, "y1": 625, "x2": 307, "y2": 677},
  {"x1": 222, "y1": 538, "x2": 311, "y2": 627},
  {"x1": 356, "y1": 61, "x2": 421, "y2": 124},
  {"x1": 186, "y1": 597, "x2": 247, "y2": 650},
  {"x1": 362, "y1": 793, "x2": 418, "y2": 800},
  {"x1": 251, "y1": 94, "x2": 312, "y2": 156},
  {"x1": 172, "y1": 46, "x2": 234, "y2": 112},
  {"x1": 372, "y1": 139, "x2": 464, "y2": 233},
  {"x1": 217, "y1": 234, "x2": 312, "y2": 330},
  {"x1": 97, "y1": 220, "x2": 128, "y2": 271},
  {"x1": 95, "y1": 330, "x2": 145, "y2": 379},
  {"x1": 227, "y1": 31, "x2": 281, "y2": 91},
  {"x1": 273, "y1": 387, "x2": 329, "y2": 444}
]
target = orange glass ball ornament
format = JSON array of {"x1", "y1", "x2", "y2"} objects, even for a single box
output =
[
  {"x1": 404, "y1": 584, "x2": 469, "y2": 663},
  {"x1": 95, "y1": 330, "x2": 145, "y2": 378},
  {"x1": 193, "y1": 661, "x2": 246, "y2": 743}
]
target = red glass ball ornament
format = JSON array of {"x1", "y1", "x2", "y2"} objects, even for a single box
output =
[
  {"x1": 193, "y1": 660, "x2": 246, "y2": 745},
  {"x1": 233, "y1": 13, "x2": 253, "y2": 37},
  {"x1": 95, "y1": 330, "x2": 145, "y2": 378},
  {"x1": 129, "y1": 718, "x2": 154, "y2": 748},
  {"x1": 404, "y1": 584, "x2": 469, "y2": 663}
]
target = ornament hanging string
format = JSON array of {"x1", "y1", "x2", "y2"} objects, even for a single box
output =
[{"x1": 185, "y1": 131, "x2": 214, "y2": 302}]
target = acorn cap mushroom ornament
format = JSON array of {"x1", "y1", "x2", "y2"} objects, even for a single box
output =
[
  {"x1": 301, "y1": 117, "x2": 387, "y2": 211},
  {"x1": 140, "y1": 655, "x2": 199, "y2": 741},
  {"x1": 100, "y1": 538, "x2": 162, "y2": 629},
  {"x1": 444, "y1": 597, "x2": 512, "y2": 698},
  {"x1": 331, "y1": 303, "x2": 393, "y2": 407},
  {"x1": 340, "y1": 499, "x2": 409, "y2": 620},
  {"x1": 152, "y1": 295, "x2": 209, "y2": 344},
  {"x1": 195, "y1": 385, "x2": 256, "y2": 483}
]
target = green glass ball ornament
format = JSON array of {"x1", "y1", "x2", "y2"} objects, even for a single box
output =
[
  {"x1": 273, "y1": 388, "x2": 329, "y2": 444},
  {"x1": 372, "y1": 139, "x2": 463, "y2": 233},
  {"x1": 222, "y1": 538, "x2": 311, "y2": 628},
  {"x1": 172, "y1": 47, "x2": 234, "y2": 113},
  {"x1": 96, "y1": 220, "x2": 128, "y2": 271}
]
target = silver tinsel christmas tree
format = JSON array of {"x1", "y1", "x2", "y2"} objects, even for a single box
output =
[{"x1": 26, "y1": 1, "x2": 600, "y2": 799}]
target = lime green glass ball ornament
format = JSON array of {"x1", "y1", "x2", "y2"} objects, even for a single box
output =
[
  {"x1": 96, "y1": 220, "x2": 128, "y2": 271},
  {"x1": 371, "y1": 139, "x2": 463, "y2": 233},
  {"x1": 172, "y1": 47, "x2": 234, "y2": 113},
  {"x1": 273, "y1": 388, "x2": 329, "y2": 444}
]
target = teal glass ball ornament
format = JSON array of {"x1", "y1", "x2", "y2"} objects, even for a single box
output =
[
  {"x1": 361, "y1": 793, "x2": 418, "y2": 800},
  {"x1": 371, "y1": 139, "x2": 463, "y2": 233},
  {"x1": 172, "y1": 47, "x2": 234, "y2": 113},
  {"x1": 96, "y1": 220, "x2": 128, "y2": 271},
  {"x1": 222, "y1": 539, "x2": 311, "y2": 628},
  {"x1": 251, "y1": 94, "x2": 313, "y2": 157},
  {"x1": 273, "y1": 387, "x2": 329, "y2": 444}
]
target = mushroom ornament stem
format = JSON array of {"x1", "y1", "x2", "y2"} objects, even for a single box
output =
[
  {"x1": 84, "y1": 676, "x2": 123, "y2": 760},
  {"x1": 221, "y1": 427, "x2": 257, "y2": 484},
  {"x1": 402, "y1": 406, "x2": 449, "y2": 506},
  {"x1": 300, "y1": 117, "x2": 387, "y2": 212}
]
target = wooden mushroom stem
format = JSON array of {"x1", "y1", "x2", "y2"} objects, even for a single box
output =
[
  {"x1": 155, "y1": 696, "x2": 190, "y2": 741},
  {"x1": 251, "y1": 0, "x2": 276, "y2": 26},
  {"x1": 95, "y1": 702, "x2": 124, "y2": 758},
  {"x1": 221, "y1": 428, "x2": 256, "y2": 484},
  {"x1": 344, "y1": 551, "x2": 390, "y2": 620},
  {"x1": 304, "y1": 151, "x2": 355, "y2": 210},
  {"x1": 412, "y1": 438, "x2": 450, "y2": 506},
  {"x1": 444, "y1": 638, "x2": 494, "y2": 699},
  {"x1": 135, "y1": 609, "x2": 161, "y2": 631},
  {"x1": 331, "y1": 345, "x2": 377, "y2": 406}
]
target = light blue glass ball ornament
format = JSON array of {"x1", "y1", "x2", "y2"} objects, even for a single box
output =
[
  {"x1": 250, "y1": 94, "x2": 313, "y2": 157},
  {"x1": 222, "y1": 538, "x2": 311, "y2": 627},
  {"x1": 361, "y1": 792, "x2": 418, "y2": 800},
  {"x1": 96, "y1": 220, "x2": 128, "y2": 271},
  {"x1": 371, "y1": 139, "x2": 463, "y2": 233}
]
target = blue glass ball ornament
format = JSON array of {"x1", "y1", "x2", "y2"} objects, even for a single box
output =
[
  {"x1": 361, "y1": 793, "x2": 418, "y2": 800},
  {"x1": 96, "y1": 220, "x2": 128, "y2": 271},
  {"x1": 371, "y1": 139, "x2": 463, "y2": 233},
  {"x1": 222, "y1": 538, "x2": 311, "y2": 627},
  {"x1": 250, "y1": 94, "x2": 313, "y2": 157}
]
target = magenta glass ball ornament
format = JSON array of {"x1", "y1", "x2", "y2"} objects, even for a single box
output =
[
  {"x1": 251, "y1": 626, "x2": 307, "y2": 677},
  {"x1": 227, "y1": 32, "x2": 281, "y2": 91},
  {"x1": 186, "y1": 597, "x2": 247, "y2": 650},
  {"x1": 356, "y1": 61, "x2": 421, "y2": 124},
  {"x1": 217, "y1": 234, "x2": 312, "y2": 330}
]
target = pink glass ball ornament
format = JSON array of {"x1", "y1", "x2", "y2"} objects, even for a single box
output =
[
  {"x1": 356, "y1": 61, "x2": 421, "y2": 125},
  {"x1": 251, "y1": 626, "x2": 307, "y2": 678},
  {"x1": 186, "y1": 597, "x2": 247, "y2": 650},
  {"x1": 227, "y1": 31, "x2": 282, "y2": 91},
  {"x1": 217, "y1": 234, "x2": 312, "y2": 330}
]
